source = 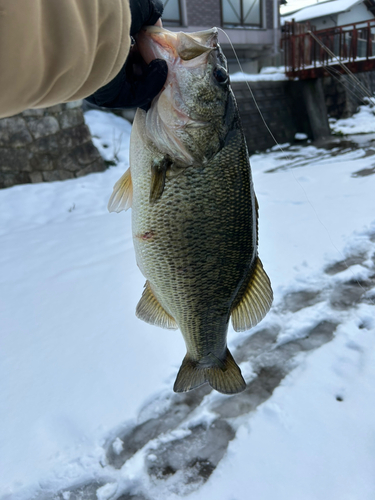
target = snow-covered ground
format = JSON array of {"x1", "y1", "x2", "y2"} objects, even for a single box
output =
[
  {"x1": 1, "y1": 106, "x2": 375, "y2": 500},
  {"x1": 230, "y1": 66, "x2": 288, "y2": 82},
  {"x1": 330, "y1": 102, "x2": 375, "y2": 135}
]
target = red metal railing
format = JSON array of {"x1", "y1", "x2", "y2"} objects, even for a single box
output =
[{"x1": 282, "y1": 19, "x2": 375, "y2": 79}]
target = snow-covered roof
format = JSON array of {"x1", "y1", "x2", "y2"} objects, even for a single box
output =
[{"x1": 282, "y1": 0, "x2": 363, "y2": 23}]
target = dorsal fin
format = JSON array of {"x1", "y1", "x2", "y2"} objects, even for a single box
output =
[
  {"x1": 231, "y1": 257, "x2": 273, "y2": 332},
  {"x1": 136, "y1": 281, "x2": 178, "y2": 330},
  {"x1": 107, "y1": 168, "x2": 132, "y2": 213}
]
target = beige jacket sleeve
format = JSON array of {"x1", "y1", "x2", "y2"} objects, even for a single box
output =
[{"x1": 0, "y1": 0, "x2": 131, "y2": 118}]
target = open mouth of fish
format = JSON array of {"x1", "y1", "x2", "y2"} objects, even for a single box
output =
[
  {"x1": 135, "y1": 25, "x2": 230, "y2": 156},
  {"x1": 136, "y1": 26, "x2": 219, "y2": 65}
]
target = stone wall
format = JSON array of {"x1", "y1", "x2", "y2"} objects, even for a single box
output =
[
  {"x1": 232, "y1": 71, "x2": 375, "y2": 154},
  {"x1": 323, "y1": 70, "x2": 375, "y2": 119},
  {"x1": 231, "y1": 80, "x2": 313, "y2": 153},
  {"x1": 3, "y1": 71, "x2": 373, "y2": 189},
  {"x1": 0, "y1": 101, "x2": 106, "y2": 189}
]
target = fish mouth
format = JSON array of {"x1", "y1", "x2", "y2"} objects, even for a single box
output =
[
  {"x1": 139, "y1": 27, "x2": 227, "y2": 165},
  {"x1": 136, "y1": 26, "x2": 218, "y2": 65}
]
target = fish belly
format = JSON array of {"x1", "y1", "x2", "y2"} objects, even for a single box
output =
[{"x1": 131, "y1": 110, "x2": 257, "y2": 363}]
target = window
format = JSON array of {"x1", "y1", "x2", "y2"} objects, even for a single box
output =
[
  {"x1": 221, "y1": 0, "x2": 262, "y2": 27},
  {"x1": 162, "y1": 0, "x2": 182, "y2": 26}
]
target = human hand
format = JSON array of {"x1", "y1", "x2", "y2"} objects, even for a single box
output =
[
  {"x1": 129, "y1": 0, "x2": 164, "y2": 36},
  {"x1": 85, "y1": 0, "x2": 167, "y2": 111}
]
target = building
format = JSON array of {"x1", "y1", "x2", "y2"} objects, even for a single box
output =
[
  {"x1": 282, "y1": 0, "x2": 375, "y2": 30},
  {"x1": 161, "y1": 0, "x2": 281, "y2": 73}
]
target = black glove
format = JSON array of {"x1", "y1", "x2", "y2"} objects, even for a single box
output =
[
  {"x1": 129, "y1": 0, "x2": 164, "y2": 37},
  {"x1": 85, "y1": 0, "x2": 167, "y2": 111},
  {"x1": 85, "y1": 54, "x2": 167, "y2": 111}
]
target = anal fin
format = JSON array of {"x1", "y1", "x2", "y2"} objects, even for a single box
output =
[
  {"x1": 108, "y1": 168, "x2": 132, "y2": 213},
  {"x1": 173, "y1": 348, "x2": 246, "y2": 395},
  {"x1": 231, "y1": 256, "x2": 273, "y2": 332},
  {"x1": 136, "y1": 281, "x2": 178, "y2": 330}
]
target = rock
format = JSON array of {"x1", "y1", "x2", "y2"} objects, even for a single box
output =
[
  {"x1": 0, "y1": 117, "x2": 33, "y2": 147},
  {"x1": 0, "y1": 171, "x2": 30, "y2": 188},
  {"x1": 46, "y1": 104, "x2": 63, "y2": 113},
  {"x1": 59, "y1": 109, "x2": 84, "y2": 129},
  {"x1": 55, "y1": 152, "x2": 80, "y2": 172},
  {"x1": 75, "y1": 142, "x2": 102, "y2": 165},
  {"x1": 56, "y1": 142, "x2": 103, "y2": 172},
  {"x1": 21, "y1": 108, "x2": 45, "y2": 117},
  {"x1": 30, "y1": 154, "x2": 56, "y2": 172},
  {"x1": 25, "y1": 116, "x2": 60, "y2": 139},
  {"x1": 29, "y1": 172, "x2": 44, "y2": 183},
  {"x1": 75, "y1": 158, "x2": 106, "y2": 177},
  {"x1": 0, "y1": 173, "x2": 15, "y2": 188},
  {"x1": 0, "y1": 148, "x2": 30, "y2": 172},
  {"x1": 30, "y1": 134, "x2": 60, "y2": 153},
  {"x1": 57, "y1": 124, "x2": 91, "y2": 150},
  {"x1": 42, "y1": 170, "x2": 75, "y2": 182},
  {"x1": 65, "y1": 100, "x2": 83, "y2": 109}
]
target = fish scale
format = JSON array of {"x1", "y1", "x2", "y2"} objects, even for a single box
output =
[
  {"x1": 132, "y1": 109, "x2": 256, "y2": 378},
  {"x1": 108, "y1": 27, "x2": 273, "y2": 394}
]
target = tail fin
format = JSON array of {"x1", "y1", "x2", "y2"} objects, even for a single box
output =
[{"x1": 173, "y1": 349, "x2": 246, "y2": 395}]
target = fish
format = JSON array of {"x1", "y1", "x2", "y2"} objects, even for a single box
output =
[{"x1": 108, "y1": 26, "x2": 273, "y2": 394}]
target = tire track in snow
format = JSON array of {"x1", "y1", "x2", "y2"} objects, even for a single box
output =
[{"x1": 49, "y1": 230, "x2": 375, "y2": 500}]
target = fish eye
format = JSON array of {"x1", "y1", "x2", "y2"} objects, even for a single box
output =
[{"x1": 213, "y1": 67, "x2": 229, "y2": 85}]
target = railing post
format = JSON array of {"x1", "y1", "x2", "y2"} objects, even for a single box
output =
[
  {"x1": 291, "y1": 19, "x2": 295, "y2": 75},
  {"x1": 313, "y1": 29, "x2": 316, "y2": 68},
  {"x1": 367, "y1": 21, "x2": 371, "y2": 58},
  {"x1": 352, "y1": 26, "x2": 357, "y2": 60}
]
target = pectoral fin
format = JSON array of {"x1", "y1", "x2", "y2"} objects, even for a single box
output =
[
  {"x1": 149, "y1": 156, "x2": 173, "y2": 204},
  {"x1": 108, "y1": 168, "x2": 132, "y2": 213},
  {"x1": 136, "y1": 281, "x2": 178, "y2": 330},
  {"x1": 231, "y1": 257, "x2": 273, "y2": 332}
]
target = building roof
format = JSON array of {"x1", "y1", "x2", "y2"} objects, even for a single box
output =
[{"x1": 282, "y1": 0, "x2": 363, "y2": 23}]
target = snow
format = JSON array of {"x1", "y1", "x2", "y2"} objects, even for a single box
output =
[
  {"x1": 192, "y1": 319, "x2": 375, "y2": 500},
  {"x1": 280, "y1": 0, "x2": 331, "y2": 17},
  {"x1": 230, "y1": 66, "x2": 288, "y2": 82},
  {"x1": 112, "y1": 438, "x2": 124, "y2": 455},
  {"x1": 96, "y1": 482, "x2": 118, "y2": 500},
  {"x1": 1, "y1": 107, "x2": 375, "y2": 500},
  {"x1": 330, "y1": 102, "x2": 375, "y2": 135},
  {"x1": 0, "y1": 110, "x2": 184, "y2": 498},
  {"x1": 282, "y1": 0, "x2": 362, "y2": 23}
]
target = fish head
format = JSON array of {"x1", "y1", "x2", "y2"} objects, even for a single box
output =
[{"x1": 136, "y1": 27, "x2": 231, "y2": 164}]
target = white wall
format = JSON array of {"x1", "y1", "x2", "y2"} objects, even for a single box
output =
[
  {"x1": 283, "y1": 1, "x2": 374, "y2": 30},
  {"x1": 313, "y1": 14, "x2": 338, "y2": 30},
  {"x1": 295, "y1": 3, "x2": 374, "y2": 31},
  {"x1": 339, "y1": 3, "x2": 374, "y2": 26}
]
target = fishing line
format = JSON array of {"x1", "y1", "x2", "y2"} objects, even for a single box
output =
[
  {"x1": 218, "y1": 27, "x2": 375, "y2": 308},
  {"x1": 217, "y1": 28, "x2": 283, "y2": 156},
  {"x1": 322, "y1": 64, "x2": 372, "y2": 105},
  {"x1": 308, "y1": 30, "x2": 375, "y2": 104}
]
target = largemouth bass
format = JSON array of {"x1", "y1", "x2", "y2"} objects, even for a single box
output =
[{"x1": 108, "y1": 27, "x2": 273, "y2": 394}]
